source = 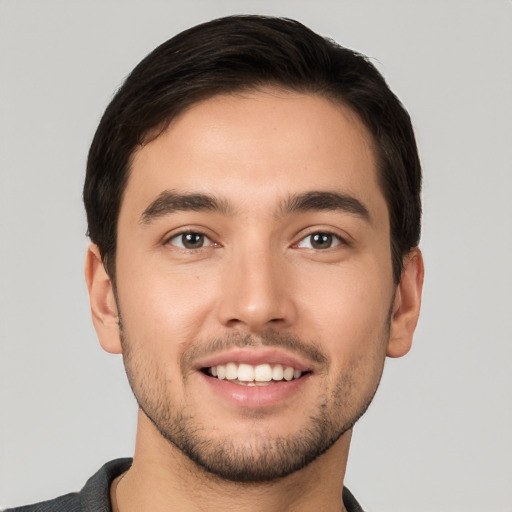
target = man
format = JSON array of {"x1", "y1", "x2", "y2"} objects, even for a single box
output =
[{"x1": 8, "y1": 15, "x2": 423, "y2": 512}]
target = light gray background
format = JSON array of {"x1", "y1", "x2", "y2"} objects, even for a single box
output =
[{"x1": 1, "y1": 1, "x2": 511, "y2": 510}]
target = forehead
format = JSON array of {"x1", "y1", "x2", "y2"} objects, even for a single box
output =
[{"x1": 122, "y1": 88, "x2": 386, "y2": 222}]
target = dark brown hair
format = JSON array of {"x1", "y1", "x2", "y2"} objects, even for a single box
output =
[{"x1": 84, "y1": 15, "x2": 421, "y2": 283}]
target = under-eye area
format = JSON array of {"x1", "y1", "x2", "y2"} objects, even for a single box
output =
[{"x1": 202, "y1": 363, "x2": 311, "y2": 386}]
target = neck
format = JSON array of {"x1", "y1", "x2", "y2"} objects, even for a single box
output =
[{"x1": 115, "y1": 410, "x2": 351, "y2": 512}]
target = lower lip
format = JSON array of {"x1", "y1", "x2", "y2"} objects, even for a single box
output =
[{"x1": 199, "y1": 372, "x2": 310, "y2": 408}]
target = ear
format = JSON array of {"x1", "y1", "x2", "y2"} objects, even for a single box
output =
[
  {"x1": 387, "y1": 248, "x2": 424, "y2": 358},
  {"x1": 84, "y1": 244, "x2": 122, "y2": 354}
]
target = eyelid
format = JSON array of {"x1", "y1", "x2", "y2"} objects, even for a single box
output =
[
  {"x1": 164, "y1": 228, "x2": 220, "y2": 249},
  {"x1": 293, "y1": 228, "x2": 351, "y2": 250}
]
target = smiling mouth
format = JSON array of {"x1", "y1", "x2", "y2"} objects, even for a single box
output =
[{"x1": 202, "y1": 362, "x2": 309, "y2": 386}]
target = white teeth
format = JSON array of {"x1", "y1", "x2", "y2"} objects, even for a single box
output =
[
  {"x1": 217, "y1": 365, "x2": 226, "y2": 380},
  {"x1": 283, "y1": 366, "x2": 294, "y2": 381},
  {"x1": 254, "y1": 363, "x2": 272, "y2": 382},
  {"x1": 272, "y1": 364, "x2": 284, "y2": 381},
  {"x1": 225, "y1": 362, "x2": 238, "y2": 380},
  {"x1": 237, "y1": 363, "x2": 254, "y2": 382},
  {"x1": 208, "y1": 362, "x2": 303, "y2": 383}
]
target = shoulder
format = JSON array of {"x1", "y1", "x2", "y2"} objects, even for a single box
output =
[
  {"x1": 4, "y1": 458, "x2": 132, "y2": 512},
  {"x1": 4, "y1": 492, "x2": 80, "y2": 512},
  {"x1": 343, "y1": 486, "x2": 366, "y2": 512}
]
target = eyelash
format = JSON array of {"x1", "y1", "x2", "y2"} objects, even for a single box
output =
[
  {"x1": 294, "y1": 231, "x2": 347, "y2": 250},
  {"x1": 166, "y1": 230, "x2": 347, "y2": 251},
  {"x1": 166, "y1": 231, "x2": 218, "y2": 250}
]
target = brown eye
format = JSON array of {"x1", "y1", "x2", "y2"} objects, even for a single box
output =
[
  {"x1": 297, "y1": 232, "x2": 342, "y2": 250},
  {"x1": 169, "y1": 232, "x2": 211, "y2": 249},
  {"x1": 311, "y1": 233, "x2": 333, "y2": 249}
]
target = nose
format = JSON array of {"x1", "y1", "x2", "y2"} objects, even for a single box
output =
[{"x1": 217, "y1": 244, "x2": 297, "y2": 333}]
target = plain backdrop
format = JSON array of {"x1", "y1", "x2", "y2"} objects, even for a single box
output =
[{"x1": 1, "y1": 1, "x2": 511, "y2": 511}]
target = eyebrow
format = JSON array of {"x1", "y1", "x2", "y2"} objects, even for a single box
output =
[
  {"x1": 141, "y1": 189, "x2": 371, "y2": 224},
  {"x1": 141, "y1": 190, "x2": 232, "y2": 223},
  {"x1": 279, "y1": 191, "x2": 371, "y2": 222}
]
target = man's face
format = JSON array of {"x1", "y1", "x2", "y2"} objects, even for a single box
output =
[{"x1": 112, "y1": 89, "x2": 398, "y2": 481}]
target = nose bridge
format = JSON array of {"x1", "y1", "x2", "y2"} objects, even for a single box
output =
[{"x1": 218, "y1": 237, "x2": 295, "y2": 331}]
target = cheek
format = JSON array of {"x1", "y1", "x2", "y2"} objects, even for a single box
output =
[
  {"x1": 116, "y1": 261, "x2": 214, "y2": 338},
  {"x1": 298, "y1": 262, "x2": 392, "y2": 336},
  {"x1": 296, "y1": 261, "x2": 393, "y2": 380}
]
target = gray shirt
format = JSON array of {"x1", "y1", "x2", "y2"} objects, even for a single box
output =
[{"x1": 6, "y1": 458, "x2": 365, "y2": 511}]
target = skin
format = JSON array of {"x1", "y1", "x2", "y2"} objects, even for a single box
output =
[{"x1": 86, "y1": 88, "x2": 423, "y2": 512}]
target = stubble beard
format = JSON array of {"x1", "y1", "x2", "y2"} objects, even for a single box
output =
[{"x1": 119, "y1": 327, "x2": 388, "y2": 484}]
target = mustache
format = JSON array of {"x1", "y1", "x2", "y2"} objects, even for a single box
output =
[{"x1": 180, "y1": 329, "x2": 328, "y2": 373}]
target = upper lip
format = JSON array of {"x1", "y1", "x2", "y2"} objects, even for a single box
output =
[{"x1": 194, "y1": 348, "x2": 314, "y2": 373}]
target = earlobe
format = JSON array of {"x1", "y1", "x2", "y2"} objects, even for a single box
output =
[
  {"x1": 387, "y1": 248, "x2": 424, "y2": 358},
  {"x1": 84, "y1": 244, "x2": 122, "y2": 354}
]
